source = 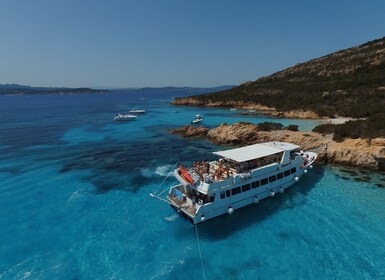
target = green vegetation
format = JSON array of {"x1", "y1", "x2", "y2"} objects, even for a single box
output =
[
  {"x1": 257, "y1": 122, "x2": 284, "y2": 131},
  {"x1": 256, "y1": 122, "x2": 300, "y2": 132},
  {"x1": 176, "y1": 37, "x2": 385, "y2": 118},
  {"x1": 312, "y1": 113, "x2": 385, "y2": 141},
  {"x1": 286, "y1": 125, "x2": 299, "y2": 131}
]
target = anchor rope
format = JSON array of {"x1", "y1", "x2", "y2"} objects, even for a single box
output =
[
  {"x1": 158, "y1": 180, "x2": 179, "y2": 196},
  {"x1": 152, "y1": 161, "x2": 179, "y2": 195},
  {"x1": 149, "y1": 193, "x2": 171, "y2": 205},
  {"x1": 195, "y1": 225, "x2": 207, "y2": 280}
]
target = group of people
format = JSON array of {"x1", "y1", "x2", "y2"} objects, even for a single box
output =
[
  {"x1": 193, "y1": 160, "x2": 210, "y2": 174},
  {"x1": 193, "y1": 159, "x2": 232, "y2": 182}
]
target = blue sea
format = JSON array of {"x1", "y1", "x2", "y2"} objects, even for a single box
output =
[{"x1": 0, "y1": 92, "x2": 384, "y2": 279}]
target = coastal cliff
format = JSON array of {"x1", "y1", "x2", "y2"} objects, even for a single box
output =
[
  {"x1": 172, "y1": 98, "x2": 321, "y2": 119},
  {"x1": 170, "y1": 123, "x2": 385, "y2": 172},
  {"x1": 172, "y1": 36, "x2": 385, "y2": 119}
]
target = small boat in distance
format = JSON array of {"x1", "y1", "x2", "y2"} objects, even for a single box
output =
[
  {"x1": 191, "y1": 114, "x2": 203, "y2": 124},
  {"x1": 241, "y1": 109, "x2": 257, "y2": 115},
  {"x1": 114, "y1": 113, "x2": 137, "y2": 121},
  {"x1": 129, "y1": 109, "x2": 146, "y2": 114},
  {"x1": 159, "y1": 142, "x2": 317, "y2": 224}
]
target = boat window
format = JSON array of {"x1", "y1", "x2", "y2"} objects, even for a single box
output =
[
  {"x1": 277, "y1": 172, "x2": 284, "y2": 179},
  {"x1": 269, "y1": 175, "x2": 277, "y2": 183},
  {"x1": 226, "y1": 190, "x2": 231, "y2": 197},
  {"x1": 251, "y1": 181, "x2": 260, "y2": 189},
  {"x1": 242, "y1": 184, "x2": 251, "y2": 192},
  {"x1": 209, "y1": 194, "x2": 215, "y2": 202},
  {"x1": 290, "y1": 167, "x2": 297, "y2": 174},
  {"x1": 290, "y1": 151, "x2": 297, "y2": 160},
  {"x1": 284, "y1": 170, "x2": 291, "y2": 177},
  {"x1": 231, "y1": 187, "x2": 241, "y2": 196},
  {"x1": 220, "y1": 191, "x2": 226, "y2": 199},
  {"x1": 260, "y1": 178, "x2": 268, "y2": 185}
]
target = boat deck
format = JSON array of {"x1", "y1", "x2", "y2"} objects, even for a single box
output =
[
  {"x1": 187, "y1": 162, "x2": 236, "y2": 183},
  {"x1": 168, "y1": 194, "x2": 197, "y2": 216},
  {"x1": 187, "y1": 155, "x2": 283, "y2": 184}
]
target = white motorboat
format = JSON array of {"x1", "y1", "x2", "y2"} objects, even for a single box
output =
[
  {"x1": 191, "y1": 114, "x2": 203, "y2": 124},
  {"x1": 154, "y1": 142, "x2": 317, "y2": 224},
  {"x1": 129, "y1": 109, "x2": 146, "y2": 114},
  {"x1": 114, "y1": 113, "x2": 137, "y2": 121}
]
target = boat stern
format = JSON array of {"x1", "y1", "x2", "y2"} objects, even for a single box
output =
[{"x1": 167, "y1": 185, "x2": 202, "y2": 224}]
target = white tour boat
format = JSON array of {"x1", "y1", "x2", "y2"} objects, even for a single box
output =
[
  {"x1": 191, "y1": 114, "x2": 203, "y2": 124},
  {"x1": 114, "y1": 113, "x2": 138, "y2": 121},
  {"x1": 129, "y1": 109, "x2": 146, "y2": 114},
  {"x1": 164, "y1": 142, "x2": 317, "y2": 224}
]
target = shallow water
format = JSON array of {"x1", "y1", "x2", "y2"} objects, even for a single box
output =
[{"x1": 0, "y1": 92, "x2": 384, "y2": 279}]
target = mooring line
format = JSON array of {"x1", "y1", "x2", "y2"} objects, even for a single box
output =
[
  {"x1": 152, "y1": 161, "x2": 178, "y2": 194},
  {"x1": 158, "y1": 180, "x2": 179, "y2": 196},
  {"x1": 195, "y1": 225, "x2": 207, "y2": 280}
]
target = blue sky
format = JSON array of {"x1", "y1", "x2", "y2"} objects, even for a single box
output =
[{"x1": 0, "y1": 0, "x2": 384, "y2": 88}]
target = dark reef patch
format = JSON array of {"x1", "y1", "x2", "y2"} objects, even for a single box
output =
[
  {"x1": 361, "y1": 176, "x2": 372, "y2": 181},
  {"x1": 354, "y1": 177, "x2": 369, "y2": 183},
  {"x1": 54, "y1": 127, "x2": 220, "y2": 194},
  {"x1": 0, "y1": 166, "x2": 22, "y2": 176},
  {"x1": 340, "y1": 169, "x2": 359, "y2": 176},
  {"x1": 277, "y1": 232, "x2": 290, "y2": 239}
]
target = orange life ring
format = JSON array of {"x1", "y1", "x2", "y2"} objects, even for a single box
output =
[{"x1": 180, "y1": 165, "x2": 195, "y2": 184}]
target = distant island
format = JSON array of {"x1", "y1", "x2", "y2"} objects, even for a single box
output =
[
  {"x1": 0, "y1": 84, "x2": 110, "y2": 95},
  {"x1": 0, "y1": 84, "x2": 234, "y2": 95},
  {"x1": 113, "y1": 85, "x2": 235, "y2": 94}
]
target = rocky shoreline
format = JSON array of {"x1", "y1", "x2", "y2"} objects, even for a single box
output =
[
  {"x1": 171, "y1": 98, "x2": 322, "y2": 119},
  {"x1": 170, "y1": 122, "x2": 385, "y2": 172}
]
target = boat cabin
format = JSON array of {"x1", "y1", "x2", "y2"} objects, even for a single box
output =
[{"x1": 175, "y1": 142, "x2": 301, "y2": 194}]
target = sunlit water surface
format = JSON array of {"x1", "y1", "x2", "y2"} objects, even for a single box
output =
[{"x1": 0, "y1": 92, "x2": 384, "y2": 279}]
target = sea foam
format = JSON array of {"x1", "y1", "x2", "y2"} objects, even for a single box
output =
[{"x1": 140, "y1": 164, "x2": 174, "y2": 178}]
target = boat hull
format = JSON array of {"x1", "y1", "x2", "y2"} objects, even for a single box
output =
[
  {"x1": 191, "y1": 120, "x2": 202, "y2": 124},
  {"x1": 191, "y1": 178, "x2": 298, "y2": 224}
]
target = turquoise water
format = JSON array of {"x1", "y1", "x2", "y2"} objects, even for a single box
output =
[{"x1": 0, "y1": 92, "x2": 384, "y2": 279}]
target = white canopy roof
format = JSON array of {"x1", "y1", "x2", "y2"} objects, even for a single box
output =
[
  {"x1": 212, "y1": 142, "x2": 299, "y2": 163},
  {"x1": 262, "y1": 142, "x2": 300, "y2": 151}
]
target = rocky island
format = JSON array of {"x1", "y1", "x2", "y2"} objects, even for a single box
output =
[{"x1": 170, "y1": 123, "x2": 385, "y2": 173}]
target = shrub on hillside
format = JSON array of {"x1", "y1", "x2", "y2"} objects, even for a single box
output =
[
  {"x1": 312, "y1": 113, "x2": 385, "y2": 141},
  {"x1": 286, "y1": 124, "x2": 299, "y2": 131},
  {"x1": 257, "y1": 122, "x2": 284, "y2": 131}
]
